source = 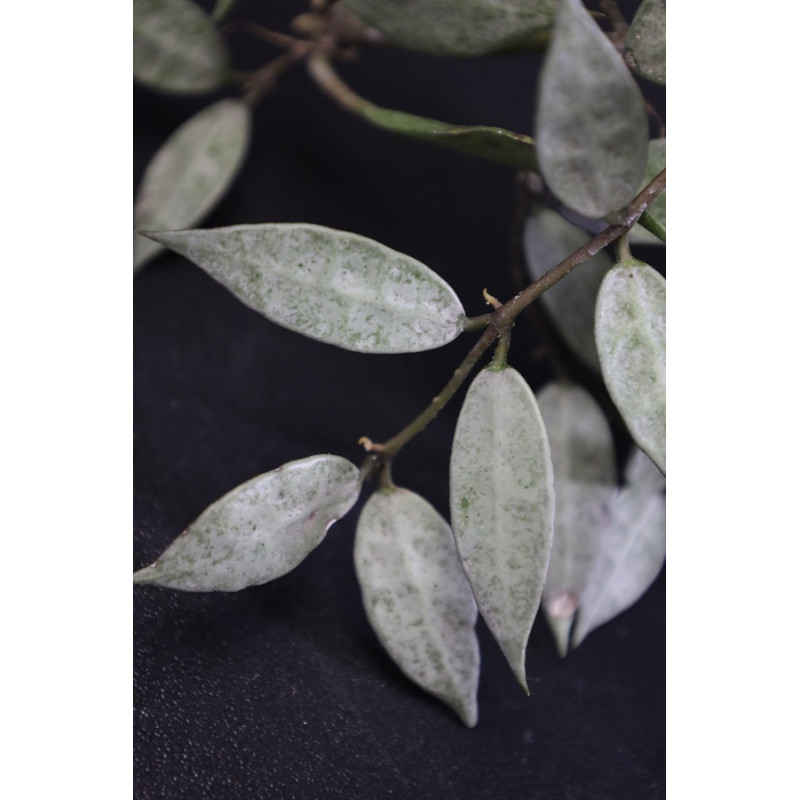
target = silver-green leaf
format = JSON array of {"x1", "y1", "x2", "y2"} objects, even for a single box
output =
[
  {"x1": 535, "y1": 0, "x2": 649, "y2": 218},
  {"x1": 625, "y1": 0, "x2": 666, "y2": 86},
  {"x1": 134, "y1": 99, "x2": 251, "y2": 272},
  {"x1": 133, "y1": 455, "x2": 361, "y2": 591},
  {"x1": 355, "y1": 488, "x2": 480, "y2": 727},
  {"x1": 523, "y1": 207, "x2": 613, "y2": 369},
  {"x1": 630, "y1": 138, "x2": 667, "y2": 246},
  {"x1": 571, "y1": 449, "x2": 666, "y2": 647},
  {"x1": 450, "y1": 366, "x2": 555, "y2": 691},
  {"x1": 133, "y1": 0, "x2": 228, "y2": 94},
  {"x1": 141, "y1": 224, "x2": 466, "y2": 353},
  {"x1": 595, "y1": 260, "x2": 666, "y2": 474},
  {"x1": 538, "y1": 381, "x2": 617, "y2": 656},
  {"x1": 342, "y1": 0, "x2": 558, "y2": 56},
  {"x1": 361, "y1": 105, "x2": 538, "y2": 170}
]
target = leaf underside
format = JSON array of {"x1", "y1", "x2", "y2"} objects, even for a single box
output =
[
  {"x1": 355, "y1": 488, "x2": 480, "y2": 727},
  {"x1": 571, "y1": 449, "x2": 666, "y2": 647},
  {"x1": 535, "y1": 0, "x2": 649, "y2": 218},
  {"x1": 134, "y1": 99, "x2": 251, "y2": 271},
  {"x1": 537, "y1": 381, "x2": 617, "y2": 654},
  {"x1": 450, "y1": 366, "x2": 555, "y2": 691},
  {"x1": 362, "y1": 105, "x2": 538, "y2": 170},
  {"x1": 133, "y1": 0, "x2": 228, "y2": 94},
  {"x1": 133, "y1": 455, "x2": 361, "y2": 591},
  {"x1": 595, "y1": 260, "x2": 666, "y2": 474},
  {"x1": 141, "y1": 224, "x2": 466, "y2": 354},
  {"x1": 343, "y1": 0, "x2": 558, "y2": 56}
]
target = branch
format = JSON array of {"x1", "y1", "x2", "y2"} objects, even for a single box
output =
[{"x1": 361, "y1": 169, "x2": 666, "y2": 475}]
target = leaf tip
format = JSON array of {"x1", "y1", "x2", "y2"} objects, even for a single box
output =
[{"x1": 133, "y1": 563, "x2": 158, "y2": 584}]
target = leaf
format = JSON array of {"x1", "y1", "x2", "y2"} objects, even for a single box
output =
[
  {"x1": 537, "y1": 381, "x2": 617, "y2": 656},
  {"x1": 133, "y1": 455, "x2": 361, "y2": 591},
  {"x1": 625, "y1": 445, "x2": 666, "y2": 494},
  {"x1": 362, "y1": 106, "x2": 538, "y2": 170},
  {"x1": 450, "y1": 366, "x2": 555, "y2": 691},
  {"x1": 523, "y1": 207, "x2": 613, "y2": 369},
  {"x1": 355, "y1": 488, "x2": 480, "y2": 727},
  {"x1": 535, "y1": 0, "x2": 649, "y2": 218},
  {"x1": 141, "y1": 224, "x2": 466, "y2": 353},
  {"x1": 133, "y1": 0, "x2": 228, "y2": 94},
  {"x1": 342, "y1": 0, "x2": 558, "y2": 56},
  {"x1": 134, "y1": 99, "x2": 251, "y2": 272},
  {"x1": 630, "y1": 139, "x2": 667, "y2": 246},
  {"x1": 625, "y1": 0, "x2": 666, "y2": 86},
  {"x1": 571, "y1": 451, "x2": 666, "y2": 647},
  {"x1": 595, "y1": 260, "x2": 666, "y2": 473}
]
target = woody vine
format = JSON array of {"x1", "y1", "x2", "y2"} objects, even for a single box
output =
[{"x1": 133, "y1": 0, "x2": 666, "y2": 727}]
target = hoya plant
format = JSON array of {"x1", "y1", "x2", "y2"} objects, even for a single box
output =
[{"x1": 134, "y1": 0, "x2": 665, "y2": 729}]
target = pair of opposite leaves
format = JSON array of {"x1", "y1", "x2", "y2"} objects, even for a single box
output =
[
  {"x1": 134, "y1": 0, "x2": 664, "y2": 269},
  {"x1": 134, "y1": 221, "x2": 665, "y2": 725}
]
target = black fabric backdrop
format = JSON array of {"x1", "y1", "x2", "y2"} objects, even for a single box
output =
[{"x1": 134, "y1": 2, "x2": 665, "y2": 797}]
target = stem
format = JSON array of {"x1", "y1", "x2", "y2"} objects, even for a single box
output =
[
  {"x1": 492, "y1": 331, "x2": 511, "y2": 368},
  {"x1": 380, "y1": 325, "x2": 498, "y2": 459},
  {"x1": 615, "y1": 233, "x2": 632, "y2": 262},
  {"x1": 360, "y1": 169, "x2": 666, "y2": 475},
  {"x1": 241, "y1": 51, "x2": 303, "y2": 106},
  {"x1": 497, "y1": 169, "x2": 666, "y2": 326},
  {"x1": 462, "y1": 314, "x2": 493, "y2": 332},
  {"x1": 307, "y1": 51, "x2": 368, "y2": 114}
]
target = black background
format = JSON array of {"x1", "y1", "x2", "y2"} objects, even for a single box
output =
[{"x1": 134, "y1": 2, "x2": 666, "y2": 797}]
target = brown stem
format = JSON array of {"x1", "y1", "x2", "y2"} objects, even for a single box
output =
[{"x1": 360, "y1": 169, "x2": 666, "y2": 476}]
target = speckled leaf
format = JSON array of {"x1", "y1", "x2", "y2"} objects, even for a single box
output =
[
  {"x1": 450, "y1": 366, "x2": 555, "y2": 691},
  {"x1": 535, "y1": 0, "x2": 649, "y2": 218},
  {"x1": 133, "y1": 99, "x2": 251, "y2": 272},
  {"x1": 355, "y1": 488, "x2": 480, "y2": 727},
  {"x1": 630, "y1": 139, "x2": 667, "y2": 245},
  {"x1": 523, "y1": 207, "x2": 613, "y2": 369},
  {"x1": 133, "y1": 455, "x2": 361, "y2": 591},
  {"x1": 626, "y1": 0, "x2": 666, "y2": 86},
  {"x1": 133, "y1": 0, "x2": 227, "y2": 94},
  {"x1": 343, "y1": 0, "x2": 558, "y2": 56},
  {"x1": 571, "y1": 450, "x2": 666, "y2": 647},
  {"x1": 362, "y1": 105, "x2": 538, "y2": 170},
  {"x1": 538, "y1": 382, "x2": 617, "y2": 656},
  {"x1": 141, "y1": 224, "x2": 466, "y2": 353},
  {"x1": 596, "y1": 260, "x2": 666, "y2": 473}
]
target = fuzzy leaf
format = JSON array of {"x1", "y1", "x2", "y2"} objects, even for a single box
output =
[
  {"x1": 630, "y1": 139, "x2": 667, "y2": 246},
  {"x1": 133, "y1": 455, "x2": 361, "y2": 591},
  {"x1": 133, "y1": 0, "x2": 228, "y2": 94},
  {"x1": 571, "y1": 451, "x2": 666, "y2": 647},
  {"x1": 142, "y1": 224, "x2": 465, "y2": 353},
  {"x1": 450, "y1": 366, "x2": 555, "y2": 691},
  {"x1": 625, "y1": 0, "x2": 666, "y2": 85},
  {"x1": 134, "y1": 99, "x2": 251, "y2": 271},
  {"x1": 362, "y1": 106, "x2": 538, "y2": 170},
  {"x1": 523, "y1": 207, "x2": 613, "y2": 369},
  {"x1": 538, "y1": 382, "x2": 617, "y2": 655},
  {"x1": 535, "y1": 0, "x2": 649, "y2": 218},
  {"x1": 343, "y1": 0, "x2": 558, "y2": 56},
  {"x1": 355, "y1": 488, "x2": 480, "y2": 727},
  {"x1": 596, "y1": 260, "x2": 666, "y2": 474}
]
